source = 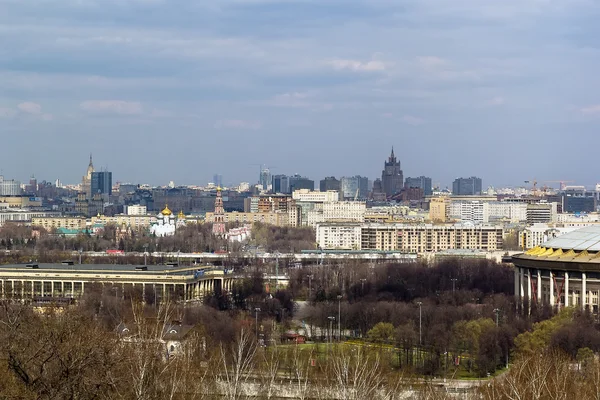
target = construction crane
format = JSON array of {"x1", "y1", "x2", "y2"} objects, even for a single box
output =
[
  {"x1": 354, "y1": 188, "x2": 360, "y2": 201},
  {"x1": 524, "y1": 179, "x2": 539, "y2": 196}
]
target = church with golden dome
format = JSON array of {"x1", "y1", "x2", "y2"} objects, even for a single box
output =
[{"x1": 149, "y1": 204, "x2": 185, "y2": 237}]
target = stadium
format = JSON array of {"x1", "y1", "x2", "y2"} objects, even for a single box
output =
[{"x1": 511, "y1": 225, "x2": 600, "y2": 312}]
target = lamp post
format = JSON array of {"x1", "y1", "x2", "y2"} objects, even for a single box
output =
[
  {"x1": 337, "y1": 295, "x2": 342, "y2": 341},
  {"x1": 493, "y1": 308, "x2": 500, "y2": 327},
  {"x1": 451, "y1": 278, "x2": 457, "y2": 293},
  {"x1": 255, "y1": 307, "x2": 261, "y2": 341},
  {"x1": 143, "y1": 244, "x2": 148, "y2": 266},
  {"x1": 328, "y1": 316, "x2": 336, "y2": 345},
  {"x1": 417, "y1": 301, "x2": 422, "y2": 345},
  {"x1": 78, "y1": 248, "x2": 82, "y2": 265}
]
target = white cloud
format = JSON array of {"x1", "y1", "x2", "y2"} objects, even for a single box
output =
[
  {"x1": 0, "y1": 107, "x2": 16, "y2": 118},
  {"x1": 402, "y1": 115, "x2": 425, "y2": 126},
  {"x1": 581, "y1": 104, "x2": 600, "y2": 115},
  {"x1": 327, "y1": 59, "x2": 387, "y2": 72},
  {"x1": 17, "y1": 102, "x2": 42, "y2": 114},
  {"x1": 41, "y1": 113, "x2": 54, "y2": 121},
  {"x1": 214, "y1": 119, "x2": 262, "y2": 130},
  {"x1": 80, "y1": 100, "x2": 143, "y2": 115}
]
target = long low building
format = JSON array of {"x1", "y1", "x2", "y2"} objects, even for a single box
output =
[
  {"x1": 0, "y1": 262, "x2": 235, "y2": 303},
  {"x1": 316, "y1": 222, "x2": 504, "y2": 252},
  {"x1": 512, "y1": 225, "x2": 600, "y2": 312}
]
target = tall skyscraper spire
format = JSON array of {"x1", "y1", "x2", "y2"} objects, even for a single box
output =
[{"x1": 89, "y1": 153, "x2": 93, "y2": 167}]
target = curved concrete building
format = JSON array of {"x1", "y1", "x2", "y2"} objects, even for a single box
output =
[{"x1": 512, "y1": 225, "x2": 600, "y2": 312}]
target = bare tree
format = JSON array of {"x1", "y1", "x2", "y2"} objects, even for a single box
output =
[{"x1": 218, "y1": 328, "x2": 257, "y2": 400}]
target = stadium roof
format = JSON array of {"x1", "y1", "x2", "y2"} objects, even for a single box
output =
[{"x1": 542, "y1": 225, "x2": 600, "y2": 252}]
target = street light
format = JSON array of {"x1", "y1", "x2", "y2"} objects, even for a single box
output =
[
  {"x1": 451, "y1": 278, "x2": 457, "y2": 293},
  {"x1": 493, "y1": 308, "x2": 501, "y2": 327},
  {"x1": 416, "y1": 301, "x2": 422, "y2": 345},
  {"x1": 337, "y1": 294, "x2": 342, "y2": 341},
  {"x1": 255, "y1": 307, "x2": 261, "y2": 341},
  {"x1": 328, "y1": 316, "x2": 336, "y2": 344}
]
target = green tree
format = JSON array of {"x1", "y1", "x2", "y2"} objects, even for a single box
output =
[{"x1": 367, "y1": 322, "x2": 395, "y2": 343}]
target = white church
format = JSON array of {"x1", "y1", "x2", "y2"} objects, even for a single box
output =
[{"x1": 149, "y1": 205, "x2": 186, "y2": 237}]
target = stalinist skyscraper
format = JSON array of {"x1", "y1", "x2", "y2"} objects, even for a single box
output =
[
  {"x1": 381, "y1": 147, "x2": 403, "y2": 198},
  {"x1": 81, "y1": 154, "x2": 95, "y2": 198}
]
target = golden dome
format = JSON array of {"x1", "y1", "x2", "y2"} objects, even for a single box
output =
[
  {"x1": 161, "y1": 204, "x2": 172, "y2": 216},
  {"x1": 178, "y1": 210, "x2": 185, "y2": 219}
]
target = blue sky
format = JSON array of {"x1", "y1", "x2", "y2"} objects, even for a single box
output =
[{"x1": 1, "y1": 0, "x2": 600, "y2": 189}]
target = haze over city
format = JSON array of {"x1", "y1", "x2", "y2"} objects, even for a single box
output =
[{"x1": 2, "y1": 0, "x2": 600, "y2": 187}]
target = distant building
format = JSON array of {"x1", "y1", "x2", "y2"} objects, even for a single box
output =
[
  {"x1": 381, "y1": 148, "x2": 404, "y2": 198},
  {"x1": 91, "y1": 171, "x2": 112, "y2": 196},
  {"x1": 150, "y1": 205, "x2": 178, "y2": 237},
  {"x1": 526, "y1": 203, "x2": 557, "y2": 224},
  {"x1": 212, "y1": 189, "x2": 226, "y2": 236},
  {"x1": 0, "y1": 176, "x2": 21, "y2": 196},
  {"x1": 260, "y1": 168, "x2": 271, "y2": 191},
  {"x1": 213, "y1": 174, "x2": 223, "y2": 188},
  {"x1": 125, "y1": 205, "x2": 147, "y2": 215},
  {"x1": 452, "y1": 177, "x2": 482, "y2": 195},
  {"x1": 371, "y1": 179, "x2": 387, "y2": 201},
  {"x1": 562, "y1": 194, "x2": 596, "y2": 213},
  {"x1": 405, "y1": 176, "x2": 432, "y2": 196},
  {"x1": 271, "y1": 175, "x2": 289, "y2": 194},
  {"x1": 81, "y1": 154, "x2": 95, "y2": 198},
  {"x1": 320, "y1": 177, "x2": 341, "y2": 193},
  {"x1": 340, "y1": 176, "x2": 369, "y2": 200},
  {"x1": 292, "y1": 189, "x2": 339, "y2": 203},
  {"x1": 289, "y1": 175, "x2": 314, "y2": 192}
]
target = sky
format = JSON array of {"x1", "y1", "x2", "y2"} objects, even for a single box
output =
[{"x1": 1, "y1": 0, "x2": 600, "y2": 189}]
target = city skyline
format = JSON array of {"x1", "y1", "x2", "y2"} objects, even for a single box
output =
[{"x1": 2, "y1": 1, "x2": 600, "y2": 187}]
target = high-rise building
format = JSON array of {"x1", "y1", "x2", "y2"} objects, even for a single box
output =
[
  {"x1": 320, "y1": 176, "x2": 341, "y2": 193},
  {"x1": 260, "y1": 168, "x2": 271, "y2": 190},
  {"x1": 405, "y1": 176, "x2": 432, "y2": 196},
  {"x1": 91, "y1": 171, "x2": 112, "y2": 196},
  {"x1": 213, "y1": 174, "x2": 223, "y2": 188},
  {"x1": 452, "y1": 177, "x2": 482, "y2": 195},
  {"x1": 81, "y1": 154, "x2": 95, "y2": 198},
  {"x1": 289, "y1": 175, "x2": 314, "y2": 192},
  {"x1": 381, "y1": 148, "x2": 403, "y2": 198},
  {"x1": 340, "y1": 176, "x2": 369, "y2": 200},
  {"x1": 272, "y1": 174, "x2": 289, "y2": 194}
]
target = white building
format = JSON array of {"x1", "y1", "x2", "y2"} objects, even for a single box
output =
[
  {"x1": 520, "y1": 223, "x2": 578, "y2": 249},
  {"x1": 0, "y1": 209, "x2": 61, "y2": 227},
  {"x1": 316, "y1": 223, "x2": 362, "y2": 250},
  {"x1": 0, "y1": 176, "x2": 21, "y2": 196},
  {"x1": 125, "y1": 205, "x2": 147, "y2": 216},
  {"x1": 149, "y1": 205, "x2": 177, "y2": 237},
  {"x1": 322, "y1": 201, "x2": 366, "y2": 222},
  {"x1": 292, "y1": 189, "x2": 339, "y2": 203}
]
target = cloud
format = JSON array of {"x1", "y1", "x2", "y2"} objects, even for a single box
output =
[
  {"x1": 80, "y1": 100, "x2": 143, "y2": 115},
  {"x1": 0, "y1": 107, "x2": 17, "y2": 118},
  {"x1": 580, "y1": 104, "x2": 600, "y2": 115},
  {"x1": 214, "y1": 119, "x2": 262, "y2": 130},
  {"x1": 327, "y1": 59, "x2": 387, "y2": 72},
  {"x1": 41, "y1": 113, "x2": 54, "y2": 121},
  {"x1": 402, "y1": 115, "x2": 425, "y2": 126},
  {"x1": 17, "y1": 102, "x2": 42, "y2": 115}
]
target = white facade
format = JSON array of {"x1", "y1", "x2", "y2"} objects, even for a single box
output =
[
  {"x1": 487, "y1": 202, "x2": 527, "y2": 222},
  {"x1": 292, "y1": 189, "x2": 339, "y2": 203},
  {"x1": 0, "y1": 210, "x2": 61, "y2": 227},
  {"x1": 149, "y1": 206, "x2": 177, "y2": 237},
  {"x1": 450, "y1": 200, "x2": 528, "y2": 223},
  {"x1": 322, "y1": 201, "x2": 366, "y2": 222},
  {"x1": 520, "y1": 223, "x2": 578, "y2": 249},
  {"x1": 125, "y1": 205, "x2": 147, "y2": 215},
  {"x1": 316, "y1": 223, "x2": 361, "y2": 250},
  {"x1": 0, "y1": 176, "x2": 21, "y2": 196},
  {"x1": 556, "y1": 213, "x2": 600, "y2": 223}
]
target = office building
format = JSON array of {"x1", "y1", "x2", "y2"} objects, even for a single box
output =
[
  {"x1": 405, "y1": 176, "x2": 432, "y2": 196},
  {"x1": 292, "y1": 189, "x2": 339, "y2": 203},
  {"x1": 271, "y1": 175, "x2": 289, "y2": 194},
  {"x1": 526, "y1": 203, "x2": 557, "y2": 224},
  {"x1": 452, "y1": 177, "x2": 482, "y2": 196},
  {"x1": 320, "y1": 177, "x2": 341, "y2": 193},
  {"x1": 213, "y1": 174, "x2": 223, "y2": 188},
  {"x1": 259, "y1": 168, "x2": 271, "y2": 191},
  {"x1": 429, "y1": 197, "x2": 450, "y2": 222},
  {"x1": 340, "y1": 176, "x2": 369, "y2": 200},
  {"x1": 91, "y1": 171, "x2": 112, "y2": 196},
  {"x1": 81, "y1": 154, "x2": 95, "y2": 198},
  {"x1": 289, "y1": 175, "x2": 314, "y2": 192},
  {"x1": 0, "y1": 176, "x2": 21, "y2": 196},
  {"x1": 381, "y1": 148, "x2": 404, "y2": 198}
]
